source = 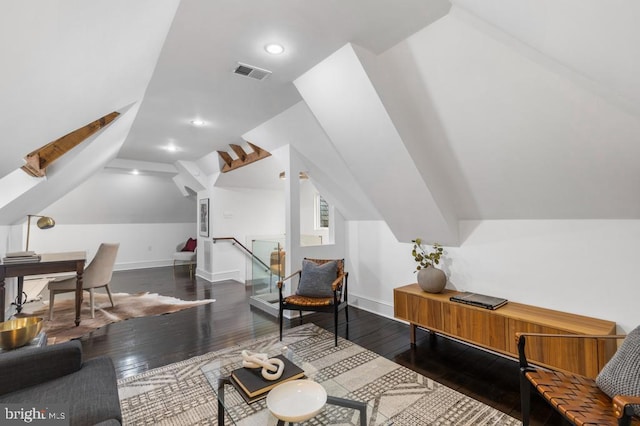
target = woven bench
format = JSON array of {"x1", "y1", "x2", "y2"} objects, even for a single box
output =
[{"x1": 518, "y1": 332, "x2": 640, "y2": 426}]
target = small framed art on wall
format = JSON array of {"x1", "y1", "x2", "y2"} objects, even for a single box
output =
[{"x1": 199, "y1": 198, "x2": 209, "y2": 237}]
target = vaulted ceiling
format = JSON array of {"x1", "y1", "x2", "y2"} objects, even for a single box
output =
[{"x1": 2, "y1": 1, "x2": 639, "y2": 242}]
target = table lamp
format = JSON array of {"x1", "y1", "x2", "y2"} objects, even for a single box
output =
[{"x1": 25, "y1": 214, "x2": 55, "y2": 251}]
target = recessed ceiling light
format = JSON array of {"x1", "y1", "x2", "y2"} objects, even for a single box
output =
[
  {"x1": 190, "y1": 119, "x2": 205, "y2": 127},
  {"x1": 165, "y1": 144, "x2": 178, "y2": 152},
  {"x1": 265, "y1": 43, "x2": 285, "y2": 55}
]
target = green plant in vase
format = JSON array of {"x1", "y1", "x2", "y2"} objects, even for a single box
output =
[
  {"x1": 411, "y1": 238, "x2": 443, "y2": 271},
  {"x1": 411, "y1": 238, "x2": 446, "y2": 293}
]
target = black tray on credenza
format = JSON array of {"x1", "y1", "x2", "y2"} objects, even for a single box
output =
[{"x1": 449, "y1": 292, "x2": 508, "y2": 310}]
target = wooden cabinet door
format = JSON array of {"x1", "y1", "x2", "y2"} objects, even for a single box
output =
[
  {"x1": 393, "y1": 290, "x2": 443, "y2": 330},
  {"x1": 393, "y1": 290, "x2": 409, "y2": 322},
  {"x1": 443, "y1": 304, "x2": 507, "y2": 351},
  {"x1": 393, "y1": 289, "x2": 443, "y2": 331},
  {"x1": 408, "y1": 294, "x2": 443, "y2": 331}
]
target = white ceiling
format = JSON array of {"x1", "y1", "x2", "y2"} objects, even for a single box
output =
[
  {"x1": 0, "y1": 0, "x2": 180, "y2": 180},
  {"x1": 450, "y1": 0, "x2": 640, "y2": 116},
  {"x1": 119, "y1": 0, "x2": 452, "y2": 164},
  {"x1": 3, "y1": 0, "x2": 640, "y2": 230}
]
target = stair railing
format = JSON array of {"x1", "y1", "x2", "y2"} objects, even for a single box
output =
[{"x1": 212, "y1": 237, "x2": 271, "y2": 274}]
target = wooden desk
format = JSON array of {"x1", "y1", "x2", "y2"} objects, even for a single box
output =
[
  {"x1": 394, "y1": 284, "x2": 617, "y2": 378},
  {"x1": 0, "y1": 252, "x2": 86, "y2": 326}
]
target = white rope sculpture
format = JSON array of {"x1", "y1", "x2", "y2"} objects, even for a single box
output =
[{"x1": 241, "y1": 350, "x2": 285, "y2": 381}]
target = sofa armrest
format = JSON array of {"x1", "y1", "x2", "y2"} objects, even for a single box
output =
[{"x1": 0, "y1": 340, "x2": 83, "y2": 395}]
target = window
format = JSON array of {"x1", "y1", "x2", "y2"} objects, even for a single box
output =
[{"x1": 315, "y1": 194, "x2": 329, "y2": 229}]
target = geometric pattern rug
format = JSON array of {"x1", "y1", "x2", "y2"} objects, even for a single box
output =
[{"x1": 118, "y1": 323, "x2": 521, "y2": 425}]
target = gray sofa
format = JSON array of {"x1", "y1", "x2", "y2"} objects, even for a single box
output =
[{"x1": 0, "y1": 340, "x2": 122, "y2": 425}]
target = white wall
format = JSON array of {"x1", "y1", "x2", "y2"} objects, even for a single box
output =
[
  {"x1": 299, "y1": 180, "x2": 328, "y2": 244},
  {"x1": 374, "y1": 7, "x2": 640, "y2": 221},
  {"x1": 0, "y1": 0, "x2": 180, "y2": 180},
  {"x1": 347, "y1": 220, "x2": 640, "y2": 333},
  {"x1": 26, "y1": 222, "x2": 196, "y2": 270},
  {"x1": 451, "y1": 0, "x2": 640, "y2": 114},
  {"x1": 197, "y1": 164, "x2": 346, "y2": 286},
  {"x1": 4, "y1": 223, "x2": 197, "y2": 318},
  {"x1": 297, "y1": 208, "x2": 346, "y2": 263},
  {"x1": 9, "y1": 168, "x2": 197, "y2": 269},
  {"x1": 201, "y1": 186, "x2": 285, "y2": 282},
  {"x1": 295, "y1": 44, "x2": 459, "y2": 246},
  {"x1": 0, "y1": 226, "x2": 8, "y2": 256},
  {"x1": 43, "y1": 169, "x2": 196, "y2": 224}
]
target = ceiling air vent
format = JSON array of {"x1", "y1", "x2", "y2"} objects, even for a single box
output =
[{"x1": 233, "y1": 62, "x2": 272, "y2": 81}]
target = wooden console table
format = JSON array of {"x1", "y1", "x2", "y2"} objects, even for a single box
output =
[
  {"x1": 0, "y1": 252, "x2": 86, "y2": 326},
  {"x1": 394, "y1": 284, "x2": 616, "y2": 378}
]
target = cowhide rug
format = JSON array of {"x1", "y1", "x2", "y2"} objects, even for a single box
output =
[{"x1": 20, "y1": 292, "x2": 215, "y2": 343}]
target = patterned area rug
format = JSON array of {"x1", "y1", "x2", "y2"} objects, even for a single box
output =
[
  {"x1": 118, "y1": 323, "x2": 521, "y2": 425},
  {"x1": 20, "y1": 292, "x2": 215, "y2": 344}
]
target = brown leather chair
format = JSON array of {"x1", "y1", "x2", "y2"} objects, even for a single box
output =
[
  {"x1": 518, "y1": 332, "x2": 640, "y2": 426},
  {"x1": 277, "y1": 258, "x2": 348, "y2": 346}
]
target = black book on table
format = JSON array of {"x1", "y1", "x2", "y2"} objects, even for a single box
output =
[
  {"x1": 230, "y1": 354, "x2": 305, "y2": 401},
  {"x1": 450, "y1": 292, "x2": 508, "y2": 310}
]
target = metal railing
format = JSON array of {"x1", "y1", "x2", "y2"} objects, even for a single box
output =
[{"x1": 211, "y1": 237, "x2": 270, "y2": 273}]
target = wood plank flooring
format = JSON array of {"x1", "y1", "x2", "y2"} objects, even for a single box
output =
[{"x1": 78, "y1": 266, "x2": 563, "y2": 425}]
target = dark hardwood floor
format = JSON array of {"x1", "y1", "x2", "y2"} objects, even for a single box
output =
[{"x1": 78, "y1": 266, "x2": 563, "y2": 425}]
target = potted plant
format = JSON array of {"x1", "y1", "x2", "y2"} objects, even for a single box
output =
[{"x1": 411, "y1": 238, "x2": 446, "y2": 293}]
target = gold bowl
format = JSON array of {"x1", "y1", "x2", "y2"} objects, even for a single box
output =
[{"x1": 0, "y1": 317, "x2": 43, "y2": 350}]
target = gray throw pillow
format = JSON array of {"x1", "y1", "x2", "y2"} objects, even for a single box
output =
[
  {"x1": 296, "y1": 260, "x2": 337, "y2": 298},
  {"x1": 596, "y1": 325, "x2": 640, "y2": 416}
]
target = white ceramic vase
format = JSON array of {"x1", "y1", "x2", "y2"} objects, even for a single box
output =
[{"x1": 417, "y1": 266, "x2": 446, "y2": 293}]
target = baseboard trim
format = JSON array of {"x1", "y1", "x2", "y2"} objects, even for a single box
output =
[
  {"x1": 111, "y1": 262, "x2": 239, "y2": 284},
  {"x1": 195, "y1": 268, "x2": 213, "y2": 282},
  {"x1": 114, "y1": 260, "x2": 173, "y2": 271},
  {"x1": 348, "y1": 293, "x2": 396, "y2": 321},
  {"x1": 211, "y1": 270, "x2": 240, "y2": 282}
]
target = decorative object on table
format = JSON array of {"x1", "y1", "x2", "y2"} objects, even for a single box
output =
[
  {"x1": 199, "y1": 198, "x2": 209, "y2": 237},
  {"x1": 231, "y1": 353, "x2": 305, "y2": 402},
  {"x1": 450, "y1": 292, "x2": 508, "y2": 310},
  {"x1": 277, "y1": 258, "x2": 349, "y2": 347},
  {"x1": 266, "y1": 379, "x2": 327, "y2": 423},
  {"x1": 24, "y1": 214, "x2": 55, "y2": 251},
  {"x1": 241, "y1": 349, "x2": 285, "y2": 380},
  {"x1": 411, "y1": 238, "x2": 446, "y2": 293},
  {"x1": 0, "y1": 317, "x2": 43, "y2": 350}
]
